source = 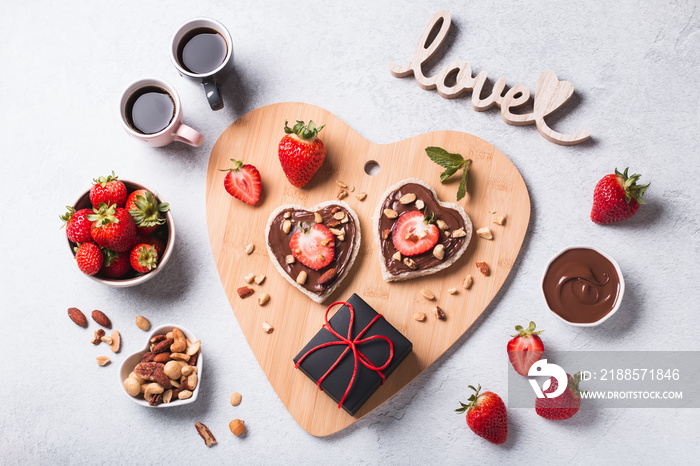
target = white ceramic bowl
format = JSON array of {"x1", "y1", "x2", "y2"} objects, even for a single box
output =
[
  {"x1": 541, "y1": 245, "x2": 625, "y2": 327},
  {"x1": 66, "y1": 180, "x2": 175, "y2": 287},
  {"x1": 118, "y1": 324, "x2": 202, "y2": 408}
]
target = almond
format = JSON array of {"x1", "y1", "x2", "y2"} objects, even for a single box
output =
[
  {"x1": 135, "y1": 316, "x2": 150, "y2": 331},
  {"x1": 318, "y1": 269, "x2": 338, "y2": 286},
  {"x1": 399, "y1": 193, "x2": 416, "y2": 204},
  {"x1": 153, "y1": 338, "x2": 174, "y2": 354},
  {"x1": 154, "y1": 353, "x2": 171, "y2": 363},
  {"x1": 476, "y1": 261, "x2": 490, "y2": 276},
  {"x1": 91, "y1": 310, "x2": 112, "y2": 328},
  {"x1": 434, "y1": 306, "x2": 446, "y2": 321},
  {"x1": 67, "y1": 307, "x2": 87, "y2": 328},
  {"x1": 237, "y1": 286, "x2": 255, "y2": 298}
]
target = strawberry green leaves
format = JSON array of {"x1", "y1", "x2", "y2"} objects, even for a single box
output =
[{"x1": 425, "y1": 146, "x2": 471, "y2": 201}]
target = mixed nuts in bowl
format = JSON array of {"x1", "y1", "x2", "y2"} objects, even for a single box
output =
[{"x1": 119, "y1": 324, "x2": 202, "y2": 408}]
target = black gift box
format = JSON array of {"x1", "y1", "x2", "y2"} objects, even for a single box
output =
[{"x1": 293, "y1": 294, "x2": 413, "y2": 415}]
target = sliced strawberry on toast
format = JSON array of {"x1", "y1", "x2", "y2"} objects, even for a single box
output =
[
  {"x1": 289, "y1": 223, "x2": 335, "y2": 270},
  {"x1": 391, "y1": 210, "x2": 439, "y2": 256}
]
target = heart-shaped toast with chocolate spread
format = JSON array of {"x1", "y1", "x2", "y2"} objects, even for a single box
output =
[
  {"x1": 265, "y1": 200, "x2": 361, "y2": 303},
  {"x1": 372, "y1": 178, "x2": 472, "y2": 281}
]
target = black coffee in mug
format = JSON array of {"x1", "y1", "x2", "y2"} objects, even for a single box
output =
[
  {"x1": 177, "y1": 28, "x2": 228, "y2": 74},
  {"x1": 125, "y1": 87, "x2": 175, "y2": 135}
]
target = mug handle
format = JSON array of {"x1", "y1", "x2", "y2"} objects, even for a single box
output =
[
  {"x1": 202, "y1": 80, "x2": 223, "y2": 111},
  {"x1": 173, "y1": 123, "x2": 203, "y2": 147}
]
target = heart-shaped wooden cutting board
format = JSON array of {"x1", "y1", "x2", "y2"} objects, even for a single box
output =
[{"x1": 206, "y1": 102, "x2": 530, "y2": 436}]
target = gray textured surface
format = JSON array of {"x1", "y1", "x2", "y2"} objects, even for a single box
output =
[{"x1": 1, "y1": 1, "x2": 699, "y2": 464}]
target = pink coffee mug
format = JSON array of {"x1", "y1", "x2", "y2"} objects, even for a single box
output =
[{"x1": 119, "y1": 78, "x2": 203, "y2": 147}]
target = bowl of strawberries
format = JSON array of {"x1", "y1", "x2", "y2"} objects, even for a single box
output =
[{"x1": 61, "y1": 172, "x2": 175, "y2": 287}]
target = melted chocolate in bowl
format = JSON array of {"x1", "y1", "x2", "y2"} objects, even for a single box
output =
[{"x1": 542, "y1": 248, "x2": 621, "y2": 324}]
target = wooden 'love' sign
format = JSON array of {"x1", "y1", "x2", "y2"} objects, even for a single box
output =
[
  {"x1": 206, "y1": 102, "x2": 530, "y2": 436},
  {"x1": 390, "y1": 10, "x2": 591, "y2": 146}
]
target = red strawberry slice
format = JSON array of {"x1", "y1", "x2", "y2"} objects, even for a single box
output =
[
  {"x1": 391, "y1": 210, "x2": 439, "y2": 256},
  {"x1": 221, "y1": 159, "x2": 262, "y2": 206},
  {"x1": 289, "y1": 223, "x2": 334, "y2": 270},
  {"x1": 506, "y1": 321, "x2": 545, "y2": 376}
]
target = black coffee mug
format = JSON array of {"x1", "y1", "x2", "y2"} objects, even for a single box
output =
[{"x1": 170, "y1": 18, "x2": 233, "y2": 111}]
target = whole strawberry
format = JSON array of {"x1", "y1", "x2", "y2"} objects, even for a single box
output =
[
  {"x1": 130, "y1": 243, "x2": 158, "y2": 274},
  {"x1": 100, "y1": 249, "x2": 132, "y2": 279},
  {"x1": 278, "y1": 120, "x2": 326, "y2": 188},
  {"x1": 137, "y1": 235, "x2": 166, "y2": 258},
  {"x1": 60, "y1": 206, "x2": 93, "y2": 244},
  {"x1": 90, "y1": 172, "x2": 127, "y2": 208},
  {"x1": 536, "y1": 372, "x2": 582, "y2": 420},
  {"x1": 507, "y1": 321, "x2": 545, "y2": 376},
  {"x1": 126, "y1": 189, "x2": 170, "y2": 236},
  {"x1": 455, "y1": 385, "x2": 508, "y2": 445},
  {"x1": 591, "y1": 168, "x2": 649, "y2": 224},
  {"x1": 88, "y1": 203, "x2": 137, "y2": 252},
  {"x1": 75, "y1": 242, "x2": 104, "y2": 275}
]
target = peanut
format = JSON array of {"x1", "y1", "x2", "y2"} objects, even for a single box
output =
[
  {"x1": 135, "y1": 316, "x2": 151, "y2": 331},
  {"x1": 245, "y1": 243, "x2": 255, "y2": 255},
  {"x1": 230, "y1": 392, "x2": 242, "y2": 406}
]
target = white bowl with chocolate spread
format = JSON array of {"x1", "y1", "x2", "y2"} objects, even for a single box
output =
[{"x1": 541, "y1": 246, "x2": 625, "y2": 327}]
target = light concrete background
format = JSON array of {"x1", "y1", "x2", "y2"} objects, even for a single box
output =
[{"x1": 1, "y1": 1, "x2": 698, "y2": 464}]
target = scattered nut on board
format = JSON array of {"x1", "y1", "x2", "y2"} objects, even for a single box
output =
[
  {"x1": 447, "y1": 288, "x2": 457, "y2": 295},
  {"x1": 413, "y1": 312, "x2": 426, "y2": 322},
  {"x1": 195, "y1": 422, "x2": 217, "y2": 447},
  {"x1": 230, "y1": 392, "x2": 242, "y2": 406},
  {"x1": 135, "y1": 316, "x2": 151, "y2": 331},
  {"x1": 337, "y1": 189, "x2": 348, "y2": 200},
  {"x1": 245, "y1": 243, "x2": 255, "y2": 255},
  {"x1": 494, "y1": 215, "x2": 506, "y2": 225},
  {"x1": 476, "y1": 261, "x2": 490, "y2": 276},
  {"x1": 476, "y1": 227, "x2": 493, "y2": 239},
  {"x1": 262, "y1": 321, "x2": 274, "y2": 334},
  {"x1": 244, "y1": 273, "x2": 255, "y2": 284},
  {"x1": 254, "y1": 275, "x2": 266, "y2": 285},
  {"x1": 237, "y1": 286, "x2": 255, "y2": 299},
  {"x1": 356, "y1": 192, "x2": 367, "y2": 201},
  {"x1": 258, "y1": 292, "x2": 270, "y2": 306},
  {"x1": 434, "y1": 306, "x2": 446, "y2": 321},
  {"x1": 420, "y1": 288, "x2": 435, "y2": 300},
  {"x1": 229, "y1": 419, "x2": 246, "y2": 437},
  {"x1": 463, "y1": 275, "x2": 474, "y2": 289},
  {"x1": 336, "y1": 180, "x2": 348, "y2": 189},
  {"x1": 96, "y1": 356, "x2": 111, "y2": 366}
]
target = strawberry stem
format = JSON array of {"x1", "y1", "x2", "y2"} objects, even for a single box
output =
[
  {"x1": 512, "y1": 321, "x2": 544, "y2": 338},
  {"x1": 92, "y1": 171, "x2": 119, "y2": 188},
  {"x1": 615, "y1": 167, "x2": 650, "y2": 205},
  {"x1": 219, "y1": 159, "x2": 244, "y2": 172},
  {"x1": 87, "y1": 203, "x2": 120, "y2": 226},
  {"x1": 284, "y1": 120, "x2": 325, "y2": 139},
  {"x1": 455, "y1": 384, "x2": 482, "y2": 413}
]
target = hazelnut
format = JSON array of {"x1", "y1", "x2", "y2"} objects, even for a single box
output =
[
  {"x1": 164, "y1": 360, "x2": 182, "y2": 380},
  {"x1": 123, "y1": 378, "x2": 140, "y2": 396},
  {"x1": 229, "y1": 419, "x2": 246, "y2": 436}
]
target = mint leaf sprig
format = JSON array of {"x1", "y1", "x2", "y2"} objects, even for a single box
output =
[{"x1": 425, "y1": 146, "x2": 472, "y2": 201}]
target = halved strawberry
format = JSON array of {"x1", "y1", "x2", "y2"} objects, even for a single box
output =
[
  {"x1": 506, "y1": 321, "x2": 545, "y2": 376},
  {"x1": 221, "y1": 159, "x2": 262, "y2": 206},
  {"x1": 391, "y1": 210, "x2": 439, "y2": 256},
  {"x1": 289, "y1": 223, "x2": 334, "y2": 270}
]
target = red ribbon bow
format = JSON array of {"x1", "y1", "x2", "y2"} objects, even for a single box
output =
[{"x1": 294, "y1": 301, "x2": 395, "y2": 409}]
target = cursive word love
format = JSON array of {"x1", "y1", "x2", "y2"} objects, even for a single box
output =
[{"x1": 390, "y1": 10, "x2": 590, "y2": 146}]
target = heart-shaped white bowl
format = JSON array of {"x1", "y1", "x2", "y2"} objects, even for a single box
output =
[{"x1": 118, "y1": 324, "x2": 202, "y2": 408}]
